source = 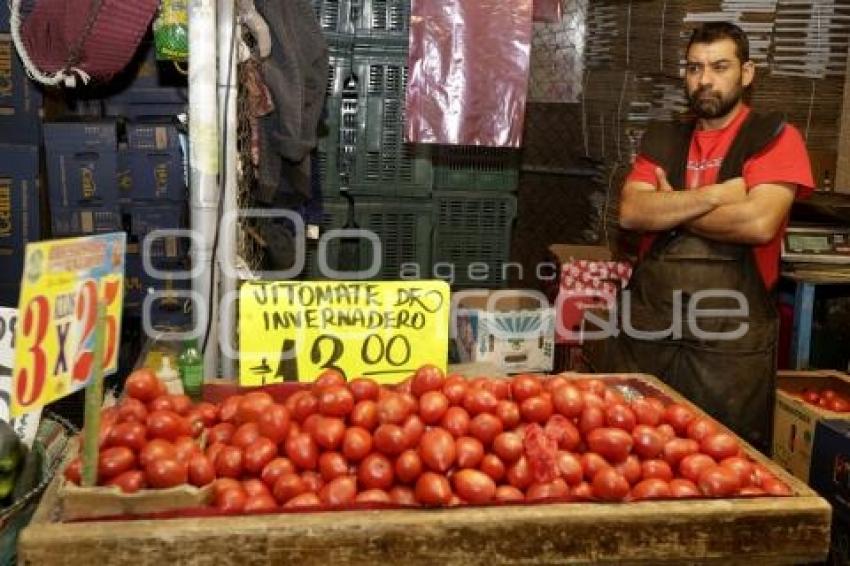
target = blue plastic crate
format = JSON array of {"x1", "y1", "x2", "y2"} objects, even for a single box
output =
[
  {"x1": 51, "y1": 207, "x2": 121, "y2": 237},
  {"x1": 44, "y1": 122, "x2": 119, "y2": 207},
  {"x1": 0, "y1": 145, "x2": 40, "y2": 257},
  {"x1": 119, "y1": 122, "x2": 186, "y2": 202},
  {"x1": 0, "y1": 31, "x2": 42, "y2": 144},
  {"x1": 124, "y1": 202, "x2": 187, "y2": 237}
]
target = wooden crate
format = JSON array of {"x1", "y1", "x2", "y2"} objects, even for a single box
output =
[{"x1": 18, "y1": 373, "x2": 832, "y2": 565}]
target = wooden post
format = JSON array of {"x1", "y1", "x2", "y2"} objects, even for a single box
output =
[{"x1": 81, "y1": 302, "x2": 107, "y2": 487}]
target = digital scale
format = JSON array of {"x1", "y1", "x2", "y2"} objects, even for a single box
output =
[{"x1": 782, "y1": 225, "x2": 850, "y2": 265}]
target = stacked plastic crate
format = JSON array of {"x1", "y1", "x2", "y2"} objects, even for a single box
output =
[
  {"x1": 0, "y1": 4, "x2": 42, "y2": 306},
  {"x1": 311, "y1": 0, "x2": 519, "y2": 287}
]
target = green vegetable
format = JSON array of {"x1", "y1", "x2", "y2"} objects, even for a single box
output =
[
  {"x1": 0, "y1": 470, "x2": 16, "y2": 500},
  {"x1": 0, "y1": 421, "x2": 21, "y2": 473}
]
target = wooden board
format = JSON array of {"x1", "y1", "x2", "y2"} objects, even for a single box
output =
[{"x1": 17, "y1": 373, "x2": 832, "y2": 565}]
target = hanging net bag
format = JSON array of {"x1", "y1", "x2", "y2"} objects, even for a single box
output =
[{"x1": 9, "y1": 0, "x2": 160, "y2": 86}]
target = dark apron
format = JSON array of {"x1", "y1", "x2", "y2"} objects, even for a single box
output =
[{"x1": 601, "y1": 231, "x2": 778, "y2": 453}]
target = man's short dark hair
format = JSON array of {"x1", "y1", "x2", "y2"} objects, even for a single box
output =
[{"x1": 686, "y1": 22, "x2": 750, "y2": 64}]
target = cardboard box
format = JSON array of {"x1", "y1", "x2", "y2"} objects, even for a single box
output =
[
  {"x1": 453, "y1": 290, "x2": 555, "y2": 374},
  {"x1": 773, "y1": 370, "x2": 850, "y2": 483},
  {"x1": 44, "y1": 122, "x2": 119, "y2": 208},
  {"x1": 810, "y1": 419, "x2": 850, "y2": 524},
  {"x1": 0, "y1": 28, "x2": 42, "y2": 144},
  {"x1": 545, "y1": 244, "x2": 632, "y2": 345},
  {"x1": 51, "y1": 206, "x2": 121, "y2": 237}
]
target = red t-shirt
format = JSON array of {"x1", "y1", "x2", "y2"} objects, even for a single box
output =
[{"x1": 627, "y1": 105, "x2": 815, "y2": 289}]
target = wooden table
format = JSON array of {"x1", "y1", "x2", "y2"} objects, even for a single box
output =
[{"x1": 17, "y1": 373, "x2": 832, "y2": 565}]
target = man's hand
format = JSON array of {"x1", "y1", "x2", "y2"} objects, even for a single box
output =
[
  {"x1": 705, "y1": 176, "x2": 748, "y2": 206},
  {"x1": 655, "y1": 167, "x2": 674, "y2": 192}
]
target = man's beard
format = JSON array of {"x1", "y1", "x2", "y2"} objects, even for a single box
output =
[{"x1": 687, "y1": 83, "x2": 743, "y2": 119}]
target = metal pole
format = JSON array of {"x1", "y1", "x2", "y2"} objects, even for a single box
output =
[
  {"x1": 217, "y1": 0, "x2": 238, "y2": 380},
  {"x1": 189, "y1": 0, "x2": 220, "y2": 378}
]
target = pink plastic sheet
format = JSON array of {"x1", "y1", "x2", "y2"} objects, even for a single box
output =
[
  {"x1": 405, "y1": 0, "x2": 533, "y2": 148},
  {"x1": 533, "y1": 0, "x2": 562, "y2": 23}
]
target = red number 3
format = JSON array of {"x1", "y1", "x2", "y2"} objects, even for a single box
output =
[{"x1": 15, "y1": 296, "x2": 49, "y2": 407}]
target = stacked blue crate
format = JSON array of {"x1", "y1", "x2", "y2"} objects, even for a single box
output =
[
  {"x1": 0, "y1": 4, "x2": 43, "y2": 144},
  {"x1": 0, "y1": 145, "x2": 40, "y2": 306}
]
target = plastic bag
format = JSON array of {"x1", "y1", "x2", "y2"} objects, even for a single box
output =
[
  {"x1": 154, "y1": 0, "x2": 188, "y2": 61},
  {"x1": 405, "y1": 0, "x2": 533, "y2": 147}
]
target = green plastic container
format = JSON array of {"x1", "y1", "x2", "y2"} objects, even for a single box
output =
[{"x1": 433, "y1": 146, "x2": 520, "y2": 192}]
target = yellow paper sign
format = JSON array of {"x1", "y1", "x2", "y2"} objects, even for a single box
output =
[
  {"x1": 239, "y1": 281, "x2": 450, "y2": 385},
  {"x1": 12, "y1": 234, "x2": 125, "y2": 416}
]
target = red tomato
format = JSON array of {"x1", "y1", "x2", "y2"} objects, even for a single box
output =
[
  {"x1": 480, "y1": 454, "x2": 506, "y2": 482},
  {"x1": 455, "y1": 436, "x2": 485, "y2": 469},
  {"x1": 402, "y1": 414, "x2": 425, "y2": 448},
  {"x1": 739, "y1": 486, "x2": 767, "y2": 496},
  {"x1": 415, "y1": 472, "x2": 452, "y2": 505},
  {"x1": 349, "y1": 377, "x2": 379, "y2": 402},
  {"x1": 698, "y1": 465, "x2": 741, "y2": 497},
  {"x1": 442, "y1": 375, "x2": 468, "y2": 406},
  {"x1": 64, "y1": 458, "x2": 82, "y2": 485},
  {"x1": 700, "y1": 433, "x2": 740, "y2": 461},
  {"x1": 556, "y1": 451, "x2": 583, "y2": 486},
  {"x1": 320, "y1": 476, "x2": 357, "y2": 506},
  {"x1": 761, "y1": 477, "x2": 793, "y2": 496},
  {"x1": 285, "y1": 432, "x2": 318, "y2": 470},
  {"x1": 656, "y1": 424, "x2": 677, "y2": 442},
  {"x1": 146, "y1": 457, "x2": 188, "y2": 488},
  {"x1": 614, "y1": 455, "x2": 642, "y2": 485},
  {"x1": 373, "y1": 424, "x2": 407, "y2": 456},
  {"x1": 318, "y1": 386, "x2": 355, "y2": 418},
  {"x1": 238, "y1": 391, "x2": 274, "y2": 424},
  {"x1": 544, "y1": 376, "x2": 569, "y2": 393},
  {"x1": 679, "y1": 453, "x2": 717, "y2": 483},
  {"x1": 630, "y1": 398, "x2": 662, "y2": 426},
  {"x1": 605, "y1": 404, "x2": 637, "y2": 432},
  {"x1": 441, "y1": 407, "x2": 471, "y2": 437},
  {"x1": 419, "y1": 428, "x2": 456, "y2": 473},
  {"x1": 822, "y1": 388, "x2": 837, "y2": 401},
  {"x1": 520, "y1": 395, "x2": 554, "y2": 424},
  {"x1": 632, "y1": 425, "x2": 664, "y2": 460},
  {"x1": 495, "y1": 485, "x2": 525, "y2": 502},
  {"x1": 453, "y1": 469, "x2": 496, "y2": 503},
  {"x1": 301, "y1": 470, "x2": 324, "y2": 492},
  {"x1": 341, "y1": 427, "x2": 372, "y2": 462},
  {"x1": 579, "y1": 406, "x2": 606, "y2": 436},
  {"x1": 604, "y1": 389, "x2": 626, "y2": 406},
  {"x1": 117, "y1": 397, "x2": 148, "y2": 423},
  {"x1": 720, "y1": 456, "x2": 755, "y2": 488},
  {"x1": 572, "y1": 482, "x2": 594, "y2": 501},
  {"x1": 169, "y1": 394, "x2": 193, "y2": 416},
  {"x1": 512, "y1": 374, "x2": 543, "y2": 402},
  {"x1": 148, "y1": 395, "x2": 174, "y2": 413},
  {"x1": 551, "y1": 385, "x2": 584, "y2": 419},
  {"x1": 106, "y1": 470, "x2": 146, "y2": 493},
  {"x1": 319, "y1": 452, "x2": 350, "y2": 482},
  {"x1": 586, "y1": 428, "x2": 633, "y2": 463},
  {"x1": 146, "y1": 410, "x2": 185, "y2": 442},
  {"x1": 244, "y1": 493, "x2": 278, "y2": 513},
  {"x1": 580, "y1": 453, "x2": 611, "y2": 482},
  {"x1": 506, "y1": 456, "x2": 532, "y2": 489},
  {"x1": 493, "y1": 432, "x2": 523, "y2": 463},
  {"x1": 544, "y1": 415, "x2": 580, "y2": 452},
  {"x1": 350, "y1": 400, "x2": 379, "y2": 431},
  {"x1": 216, "y1": 487, "x2": 247, "y2": 512},
  {"x1": 357, "y1": 453, "x2": 394, "y2": 490},
  {"x1": 686, "y1": 417, "x2": 719, "y2": 442},
  {"x1": 663, "y1": 404, "x2": 695, "y2": 436},
  {"x1": 355, "y1": 489, "x2": 391, "y2": 504},
  {"x1": 526, "y1": 478, "x2": 569, "y2": 501},
  {"x1": 312, "y1": 417, "x2": 346, "y2": 451},
  {"x1": 230, "y1": 422, "x2": 260, "y2": 449},
  {"x1": 463, "y1": 387, "x2": 499, "y2": 416},
  {"x1": 97, "y1": 447, "x2": 136, "y2": 481},
  {"x1": 173, "y1": 436, "x2": 201, "y2": 463},
  {"x1": 469, "y1": 413, "x2": 503, "y2": 447},
  {"x1": 124, "y1": 368, "x2": 163, "y2": 403},
  {"x1": 801, "y1": 389, "x2": 820, "y2": 405},
  {"x1": 419, "y1": 391, "x2": 449, "y2": 424},
  {"x1": 106, "y1": 422, "x2": 146, "y2": 452},
  {"x1": 411, "y1": 364, "x2": 446, "y2": 397},
  {"x1": 314, "y1": 369, "x2": 346, "y2": 390},
  {"x1": 215, "y1": 446, "x2": 244, "y2": 479},
  {"x1": 292, "y1": 392, "x2": 319, "y2": 423},
  {"x1": 582, "y1": 392, "x2": 605, "y2": 411},
  {"x1": 828, "y1": 397, "x2": 850, "y2": 413},
  {"x1": 495, "y1": 400, "x2": 521, "y2": 429},
  {"x1": 376, "y1": 393, "x2": 410, "y2": 426},
  {"x1": 273, "y1": 473, "x2": 307, "y2": 504},
  {"x1": 258, "y1": 404, "x2": 291, "y2": 444},
  {"x1": 213, "y1": 477, "x2": 242, "y2": 498},
  {"x1": 669, "y1": 478, "x2": 701, "y2": 498},
  {"x1": 577, "y1": 378, "x2": 606, "y2": 396},
  {"x1": 194, "y1": 402, "x2": 219, "y2": 426},
  {"x1": 631, "y1": 478, "x2": 672, "y2": 501},
  {"x1": 244, "y1": 437, "x2": 278, "y2": 475},
  {"x1": 484, "y1": 379, "x2": 511, "y2": 401},
  {"x1": 140, "y1": 439, "x2": 178, "y2": 469},
  {"x1": 208, "y1": 422, "x2": 235, "y2": 445},
  {"x1": 662, "y1": 438, "x2": 700, "y2": 468},
  {"x1": 641, "y1": 459, "x2": 674, "y2": 482},
  {"x1": 220, "y1": 395, "x2": 242, "y2": 423},
  {"x1": 242, "y1": 478, "x2": 272, "y2": 499},
  {"x1": 283, "y1": 492, "x2": 321, "y2": 508},
  {"x1": 395, "y1": 449, "x2": 423, "y2": 484},
  {"x1": 592, "y1": 468, "x2": 630, "y2": 501},
  {"x1": 186, "y1": 454, "x2": 215, "y2": 487},
  {"x1": 261, "y1": 457, "x2": 296, "y2": 488},
  {"x1": 389, "y1": 486, "x2": 418, "y2": 506}
]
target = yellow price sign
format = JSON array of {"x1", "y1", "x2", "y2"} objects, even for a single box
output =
[
  {"x1": 12, "y1": 234, "x2": 125, "y2": 416},
  {"x1": 239, "y1": 281, "x2": 450, "y2": 385}
]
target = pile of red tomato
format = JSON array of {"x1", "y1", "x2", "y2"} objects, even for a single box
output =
[
  {"x1": 796, "y1": 387, "x2": 850, "y2": 413},
  {"x1": 63, "y1": 366, "x2": 792, "y2": 514}
]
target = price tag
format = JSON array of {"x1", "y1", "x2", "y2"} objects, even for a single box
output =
[
  {"x1": 239, "y1": 281, "x2": 450, "y2": 385},
  {"x1": 12, "y1": 234, "x2": 125, "y2": 416},
  {"x1": 0, "y1": 308, "x2": 41, "y2": 446}
]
